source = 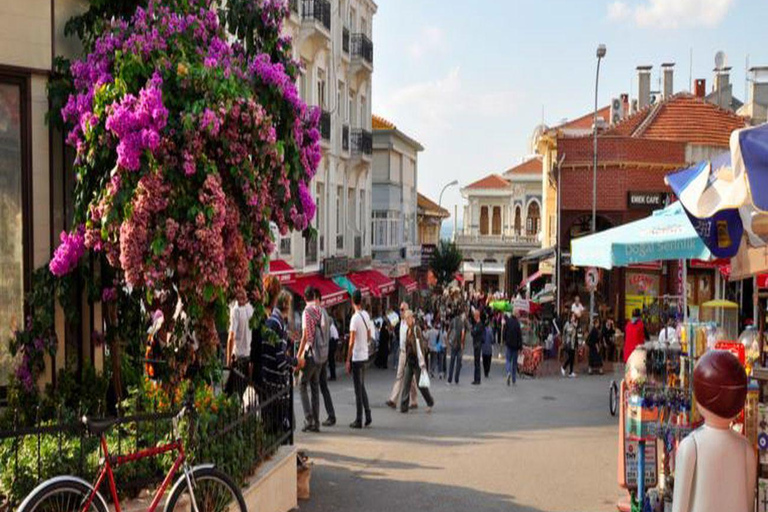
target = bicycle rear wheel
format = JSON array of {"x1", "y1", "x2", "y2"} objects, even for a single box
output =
[
  {"x1": 165, "y1": 466, "x2": 247, "y2": 512},
  {"x1": 19, "y1": 477, "x2": 108, "y2": 512},
  {"x1": 609, "y1": 380, "x2": 620, "y2": 416}
]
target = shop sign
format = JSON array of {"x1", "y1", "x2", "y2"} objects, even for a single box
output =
[
  {"x1": 677, "y1": 259, "x2": 684, "y2": 296},
  {"x1": 715, "y1": 341, "x2": 746, "y2": 365},
  {"x1": 758, "y1": 274, "x2": 768, "y2": 289},
  {"x1": 585, "y1": 267, "x2": 599, "y2": 292},
  {"x1": 627, "y1": 191, "x2": 669, "y2": 210},
  {"x1": 323, "y1": 256, "x2": 349, "y2": 278},
  {"x1": 624, "y1": 439, "x2": 658, "y2": 489},
  {"x1": 421, "y1": 244, "x2": 436, "y2": 267},
  {"x1": 628, "y1": 261, "x2": 662, "y2": 271}
]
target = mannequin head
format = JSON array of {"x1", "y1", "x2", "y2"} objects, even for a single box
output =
[{"x1": 693, "y1": 350, "x2": 747, "y2": 425}]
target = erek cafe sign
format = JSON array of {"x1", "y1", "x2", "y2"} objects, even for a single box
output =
[{"x1": 627, "y1": 192, "x2": 670, "y2": 210}]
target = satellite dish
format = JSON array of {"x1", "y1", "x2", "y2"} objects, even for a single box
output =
[{"x1": 714, "y1": 50, "x2": 727, "y2": 70}]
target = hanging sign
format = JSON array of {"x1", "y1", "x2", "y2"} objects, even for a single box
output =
[
  {"x1": 585, "y1": 267, "x2": 599, "y2": 292},
  {"x1": 624, "y1": 439, "x2": 658, "y2": 490}
]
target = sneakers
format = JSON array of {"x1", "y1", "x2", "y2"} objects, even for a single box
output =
[
  {"x1": 322, "y1": 417, "x2": 336, "y2": 427},
  {"x1": 506, "y1": 373, "x2": 511, "y2": 387},
  {"x1": 426, "y1": 406, "x2": 433, "y2": 414},
  {"x1": 560, "y1": 367, "x2": 566, "y2": 377},
  {"x1": 365, "y1": 416, "x2": 372, "y2": 427},
  {"x1": 385, "y1": 400, "x2": 396, "y2": 409},
  {"x1": 349, "y1": 421, "x2": 362, "y2": 429},
  {"x1": 569, "y1": 372, "x2": 577, "y2": 378}
]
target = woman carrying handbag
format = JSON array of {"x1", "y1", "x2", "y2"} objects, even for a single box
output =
[{"x1": 400, "y1": 310, "x2": 435, "y2": 414}]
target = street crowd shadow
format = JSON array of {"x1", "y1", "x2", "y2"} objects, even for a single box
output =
[
  {"x1": 296, "y1": 462, "x2": 553, "y2": 512},
  {"x1": 308, "y1": 450, "x2": 443, "y2": 471}
]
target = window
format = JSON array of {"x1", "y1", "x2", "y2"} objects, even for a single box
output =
[
  {"x1": 317, "y1": 69, "x2": 326, "y2": 108},
  {"x1": 492, "y1": 206, "x2": 501, "y2": 235},
  {"x1": 359, "y1": 189, "x2": 365, "y2": 234},
  {"x1": 480, "y1": 206, "x2": 489, "y2": 235},
  {"x1": 298, "y1": 60, "x2": 308, "y2": 101},
  {"x1": 349, "y1": 90, "x2": 356, "y2": 127},
  {"x1": 514, "y1": 206, "x2": 522, "y2": 235},
  {"x1": 338, "y1": 80, "x2": 345, "y2": 120},
  {"x1": 361, "y1": 17, "x2": 368, "y2": 36},
  {"x1": 350, "y1": 6, "x2": 357, "y2": 31},
  {"x1": 316, "y1": 182, "x2": 324, "y2": 252},
  {"x1": 0, "y1": 79, "x2": 27, "y2": 394},
  {"x1": 372, "y1": 211, "x2": 400, "y2": 248},
  {"x1": 279, "y1": 237, "x2": 292, "y2": 255},
  {"x1": 347, "y1": 188, "x2": 355, "y2": 230},
  {"x1": 526, "y1": 201, "x2": 541, "y2": 236},
  {"x1": 336, "y1": 186, "x2": 343, "y2": 250},
  {"x1": 360, "y1": 96, "x2": 367, "y2": 128}
]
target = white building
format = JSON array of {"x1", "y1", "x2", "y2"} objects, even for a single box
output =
[
  {"x1": 277, "y1": 0, "x2": 378, "y2": 306},
  {"x1": 456, "y1": 156, "x2": 543, "y2": 294}
]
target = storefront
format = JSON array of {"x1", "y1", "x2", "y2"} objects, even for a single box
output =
[{"x1": 349, "y1": 269, "x2": 397, "y2": 317}]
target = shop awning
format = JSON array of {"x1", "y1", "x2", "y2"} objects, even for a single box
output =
[
  {"x1": 454, "y1": 273, "x2": 464, "y2": 283},
  {"x1": 268, "y1": 259, "x2": 296, "y2": 284},
  {"x1": 397, "y1": 275, "x2": 418, "y2": 293},
  {"x1": 518, "y1": 270, "x2": 545, "y2": 290},
  {"x1": 349, "y1": 270, "x2": 396, "y2": 298},
  {"x1": 287, "y1": 274, "x2": 348, "y2": 308},
  {"x1": 521, "y1": 246, "x2": 556, "y2": 263},
  {"x1": 335, "y1": 275, "x2": 371, "y2": 298}
]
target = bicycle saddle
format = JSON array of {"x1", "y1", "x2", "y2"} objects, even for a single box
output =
[{"x1": 83, "y1": 416, "x2": 120, "y2": 436}]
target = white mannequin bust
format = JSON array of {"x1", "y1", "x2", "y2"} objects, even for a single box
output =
[{"x1": 672, "y1": 351, "x2": 756, "y2": 512}]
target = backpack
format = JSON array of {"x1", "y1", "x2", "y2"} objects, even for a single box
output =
[{"x1": 313, "y1": 307, "x2": 330, "y2": 364}]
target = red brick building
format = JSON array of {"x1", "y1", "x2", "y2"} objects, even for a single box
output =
[{"x1": 558, "y1": 93, "x2": 746, "y2": 328}]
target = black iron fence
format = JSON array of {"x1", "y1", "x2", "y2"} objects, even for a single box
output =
[
  {"x1": 351, "y1": 128, "x2": 372, "y2": 156},
  {"x1": 351, "y1": 33, "x2": 373, "y2": 65},
  {"x1": 302, "y1": 0, "x2": 331, "y2": 31},
  {"x1": 342, "y1": 124, "x2": 350, "y2": 151},
  {"x1": 342, "y1": 26, "x2": 350, "y2": 54},
  {"x1": 0, "y1": 380, "x2": 293, "y2": 510}
]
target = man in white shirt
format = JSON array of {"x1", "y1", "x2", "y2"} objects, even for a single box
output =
[
  {"x1": 226, "y1": 297, "x2": 254, "y2": 396},
  {"x1": 346, "y1": 290, "x2": 373, "y2": 428},
  {"x1": 571, "y1": 295, "x2": 585, "y2": 321},
  {"x1": 658, "y1": 316, "x2": 678, "y2": 346},
  {"x1": 386, "y1": 302, "x2": 418, "y2": 409}
]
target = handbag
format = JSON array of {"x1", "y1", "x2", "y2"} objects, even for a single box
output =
[
  {"x1": 418, "y1": 369, "x2": 431, "y2": 389},
  {"x1": 517, "y1": 353, "x2": 525, "y2": 366}
]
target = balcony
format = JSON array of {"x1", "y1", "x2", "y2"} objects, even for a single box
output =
[
  {"x1": 342, "y1": 124, "x2": 350, "y2": 152},
  {"x1": 320, "y1": 110, "x2": 331, "y2": 141},
  {"x1": 351, "y1": 128, "x2": 372, "y2": 158},
  {"x1": 300, "y1": 0, "x2": 331, "y2": 44},
  {"x1": 342, "y1": 26, "x2": 350, "y2": 56},
  {"x1": 454, "y1": 231, "x2": 540, "y2": 253},
  {"x1": 351, "y1": 33, "x2": 373, "y2": 75}
]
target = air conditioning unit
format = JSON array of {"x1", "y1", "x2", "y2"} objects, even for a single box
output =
[{"x1": 610, "y1": 97, "x2": 623, "y2": 125}]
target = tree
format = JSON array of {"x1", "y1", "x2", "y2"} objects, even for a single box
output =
[{"x1": 429, "y1": 240, "x2": 463, "y2": 290}]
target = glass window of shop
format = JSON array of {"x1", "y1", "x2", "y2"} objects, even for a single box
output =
[{"x1": 0, "y1": 80, "x2": 26, "y2": 394}]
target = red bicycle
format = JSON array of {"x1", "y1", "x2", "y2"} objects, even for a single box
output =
[{"x1": 17, "y1": 399, "x2": 247, "y2": 512}]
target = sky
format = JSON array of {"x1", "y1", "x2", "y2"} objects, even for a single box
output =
[{"x1": 371, "y1": 0, "x2": 768, "y2": 226}]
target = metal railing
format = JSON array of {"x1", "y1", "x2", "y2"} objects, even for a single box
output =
[
  {"x1": 320, "y1": 110, "x2": 331, "y2": 141},
  {"x1": 351, "y1": 33, "x2": 373, "y2": 65},
  {"x1": 342, "y1": 124, "x2": 350, "y2": 151},
  {"x1": 0, "y1": 381, "x2": 293, "y2": 509},
  {"x1": 301, "y1": 0, "x2": 331, "y2": 31},
  {"x1": 342, "y1": 26, "x2": 350, "y2": 54},
  {"x1": 351, "y1": 128, "x2": 372, "y2": 156},
  {"x1": 454, "y1": 232, "x2": 540, "y2": 246}
]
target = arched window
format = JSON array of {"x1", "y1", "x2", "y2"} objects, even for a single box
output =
[
  {"x1": 480, "y1": 206, "x2": 489, "y2": 235},
  {"x1": 492, "y1": 206, "x2": 501, "y2": 235},
  {"x1": 526, "y1": 201, "x2": 540, "y2": 236},
  {"x1": 514, "y1": 206, "x2": 522, "y2": 235}
]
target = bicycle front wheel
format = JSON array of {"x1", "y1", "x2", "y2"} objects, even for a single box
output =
[
  {"x1": 609, "y1": 380, "x2": 620, "y2": 417},
  {"x1": 165, "y1": 466, "x2": 247, "y2": 512},
  {"x1": 18, "y1": 477, "x2": 108, "y2": 512}
]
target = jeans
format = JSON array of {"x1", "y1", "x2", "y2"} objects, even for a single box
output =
[
  {"x1": 562, "y1": 347, "x2": 576, "y2": 374},
  {"x1": 319, "y1": 361, "x2": 335, "y2": 420},
  {"x1": 473, "y1": 345, "x2": 482, "y2": 383},
  {"x1": 482, "y1": 353, "x2": 492, "y2": 377},
  {"x1": 439, "y1": 351, "x2": 447, "y2": 374},
  {"x1": 299, "y1": 359, "x2": 321, "y2": 427},
  {"x1": 448, "y1": 348, "x2": 462, "y2": 383},
  {"x1": 352, "y1": 361, "x2": 371, "y2": 423},
  {"x1": 505, "y1": 347, "x2": 518, "y2": 384},
  {"x1": 327, "y1": 338, "x2": 338, "y2": 379},
  {"x1": 400, "y1": 360, "x2": 434, "y2": 412}
]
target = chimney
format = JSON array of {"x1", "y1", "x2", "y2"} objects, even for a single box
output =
[
  {"x1": 620, "y1": 93, "x2": 629, "y2": 117},
  {"x1": 695, "y1": 78, "x2": 706, "y2": 98},
  {"x1": 750, "y1": 66, "x2": 768, "y2": 107},
  {"x1": 661, "y1": 62, "x2": 675, "y2": 99},
  {"x1": 713, "y1": 66, "x2": 732, "y2": 109},
  {"x1": 637, "y1": 65, "x2": 652, "y2": 109}
]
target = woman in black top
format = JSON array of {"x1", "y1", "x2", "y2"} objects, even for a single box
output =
[{"x1": 587, "y1": 317, "x2": 603, "y2": 375}]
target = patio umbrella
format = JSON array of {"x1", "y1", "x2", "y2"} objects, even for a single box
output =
[{"x1": 570, "y1": 202, "x2": 712, "y2": 270}]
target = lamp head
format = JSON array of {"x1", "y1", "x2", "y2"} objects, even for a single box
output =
[{"x1": 596, "y1": 44, "x2": 607, "y2": 59}]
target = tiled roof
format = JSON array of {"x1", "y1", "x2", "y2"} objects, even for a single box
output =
[
  {"x1": 504, "y1": 156, "x2": 542, "y2": 176},
  {"x1": 602, "y1": 93, "x2": 746, "y2": 146},
  {"x1": 464, "y1": 174, "x2": 511, "y2": 190},
  {"x1": 554, "y1": 106, "x2": 611, "y2": 131},
  {"x1": 417, "y1": 193, "x2": 450, "y2": 218},
  {"x1": 372, "y1": 114, "x2": 396, "y2": 130}
]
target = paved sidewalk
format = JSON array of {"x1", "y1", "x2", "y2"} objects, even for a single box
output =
[{"x1": 293, "y1": 353, "x2": 625, "y2": 512}]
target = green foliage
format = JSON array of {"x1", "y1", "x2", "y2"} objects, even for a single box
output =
[{"x1": 429, "y1": 240, "x2": 464, "y2": 289}]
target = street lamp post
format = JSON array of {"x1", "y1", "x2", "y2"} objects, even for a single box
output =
[
  {"x1": 590, "y1": 44, "x2": 606, "y2": 321},
  {"x1": 438, "y1": 179, "x2": 459, "y2": 242}
]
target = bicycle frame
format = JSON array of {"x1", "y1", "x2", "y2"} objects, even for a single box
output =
[{"x1": 79, "y1": 435, "x2": 190, "y2": 512}]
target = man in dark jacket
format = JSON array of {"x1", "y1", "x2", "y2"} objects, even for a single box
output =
[
  {"x1": 503, "y1": 311, "x2": 523, "y2": 386},
  {"x1": 470, "y1": 309, "x2": 484, "y2": 385}
]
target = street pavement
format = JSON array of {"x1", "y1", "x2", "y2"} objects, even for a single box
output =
[{"x1": 292, "y1": 350, "x2": 625, "y2": 512}]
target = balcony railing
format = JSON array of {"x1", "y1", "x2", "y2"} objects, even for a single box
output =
[
  {"x1": 342, "y1": 26, "x2": 350, "y2": 54},
  {"x1": 454, "y1": 232, "x2": 540, "y2": 247},
  {"x1": 320, "y1": 110, "x2": 331, "y2": 141},
  {"x1": 302, "y1": 0, "x2": 331, "y2": 31},
  {"x1": 354, "y1": 235, "x2": 362, "y2": 259},
  {"x1": 342, "y1": 124, "x2": 350, "y2": 151},
  {"x1": 351, "y1": 33, "x2": 373, "y2": 65},
  {"x1": 351, "y1": 128, "x2": 372, "y2": 156}
]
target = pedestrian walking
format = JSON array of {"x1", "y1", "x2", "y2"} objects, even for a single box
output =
[
  {"x1": 624, "y1": 308, "x2": 648, "y2": 363},
  {"x1": 602, "y1": 317, "x2": 617, "y2": 362},
  {"x1": 375, "y1": 319, "x2": 391, "y2": 369},
  {"x1": 470, "y1": 309, "x2": 484, "y2": 385},
  {"x1": 426, "y1": 322, "x2": 440, "y2": 377},
  {"x1": 313, "y1": 290, "x2": 337, "y2": 427},
  {"x1": 481, "y1": 322, "x2": 494, "y2": 378},
  {"x1": 400, "y1": 310, "x2": 435, "y2": 413},
  {"x1": 447, "y1": 310, "x2": 466, "y2": 384},
  {"x1": 261, "y1": 290, "x2": 295, "y2": 435},
  {"x1": 346, "y1": 290, "x2": 373, "y2": 428},
  {"x1": 224, "y1": 295, "x2": 254, "y2": 397},
  {"x1": 586, "y1": 316, "x2": 604, "y2": 375},
  {"x1": 328, "y1": 318, "x2": 339, "y2": 380},
  {"x1": 297, "y1": 286, "x2": 324, "y2": 432},
  {"x1": 387, "y1": 302, "x2": 418, "y2": 409},
  {"x1": 561, "y1": 313, "x2": 579, "y2": 378},
  {"x1": 503, "y1": 311, "x2": 522, "y2": 386},
  {"x1": 437, "y1": 322, "x2": 448, "y2": 379}
]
